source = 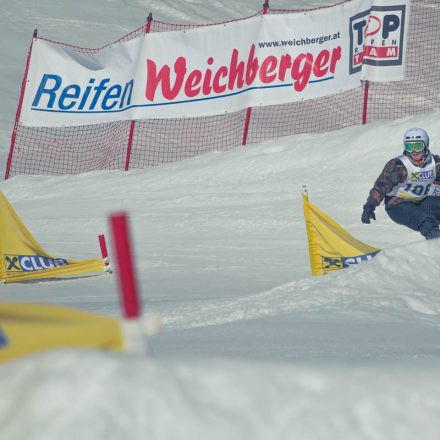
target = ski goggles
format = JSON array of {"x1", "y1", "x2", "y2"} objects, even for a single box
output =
[{"x1": 404, "y1": 141, "x2": 425, "y2": 153}]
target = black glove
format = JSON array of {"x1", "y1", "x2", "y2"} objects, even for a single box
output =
[{"x1": 361, "y1": 203, "x2": 376, "y2": 224}]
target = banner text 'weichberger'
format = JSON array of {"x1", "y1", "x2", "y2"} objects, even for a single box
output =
[{"x1": 145, "y1": 44, "x2": 342, "y2": 101}]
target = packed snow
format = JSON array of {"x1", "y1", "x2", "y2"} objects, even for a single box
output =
[{"x1": 1, "y1": 1, "x2": 440, "y2": 439}]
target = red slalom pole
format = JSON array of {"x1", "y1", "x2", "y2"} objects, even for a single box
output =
[
  {"x1": 110, "y1": 213, "x2": 141, "y2": 319},
  {"x1": 98, "y1": 234, "x2": 110, "y2": 269}
]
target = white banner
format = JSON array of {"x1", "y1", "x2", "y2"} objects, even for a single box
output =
[{"x1": 20, "y1": 0, "x2": 409, "y2": 127}]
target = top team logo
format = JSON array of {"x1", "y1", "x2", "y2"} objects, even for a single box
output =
[{"x1": 349, "y1": 5, "x2": 406, "y2": 74}]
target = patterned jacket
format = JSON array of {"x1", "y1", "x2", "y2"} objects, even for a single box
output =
[{"x1": 365, "y1": 154, "x2": 440, "y2": 208}]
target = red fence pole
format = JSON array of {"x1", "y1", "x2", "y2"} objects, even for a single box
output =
[
  {"x1": 362, "y1": 80, "x2": 369, "y2": 125},
  {"x1": 110, "y1": 213, "x2": 141, "y2": 319},
  {"x1": 242, "y1": 108, "x2": 252, "y2": 145},
  {"x1": 124, "y1": 13, "x2": 153, "y2": 171},
  {"x1": 263, "y1": 1, "x2": 269, "y2": 14},
  {"x1": 145, "y1": 12, "x2": 153, "y2": 34},
  {"x1": 242, "y1": 3, "x2": 269, "y2": 146},
  {"x1": 124, "y1": 121, "x2": 135, "y2": 171},
  {"x1": 4, "y1": 30, "x2": 37, "y2": 180}
]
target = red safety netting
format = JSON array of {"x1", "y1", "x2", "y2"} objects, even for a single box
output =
[
  {"x1": 128, "y1": 111, "x2": 247, "y2": 169},
  {"x1": 10, "y1": 122, "x2": 130, "y2": 175},
  {"x1": 5, "y1": 0, "x2": 440, "y2": 178}
]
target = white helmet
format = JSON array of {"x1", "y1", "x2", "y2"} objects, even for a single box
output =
[
  {"x1": 403, "y1": 127, "x2": 430, "y2": 159},
  {"x1": 403, "y1": 127, "x2": 429, "y2": 148}
]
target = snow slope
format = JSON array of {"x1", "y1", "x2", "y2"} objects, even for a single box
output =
[{"x1": 1, "y1": 1, "x2": 440, "y2": 439}]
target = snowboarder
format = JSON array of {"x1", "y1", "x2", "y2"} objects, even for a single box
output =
[{"x1": 361, "y1": 127, "x2": 440, "y2": 240}]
